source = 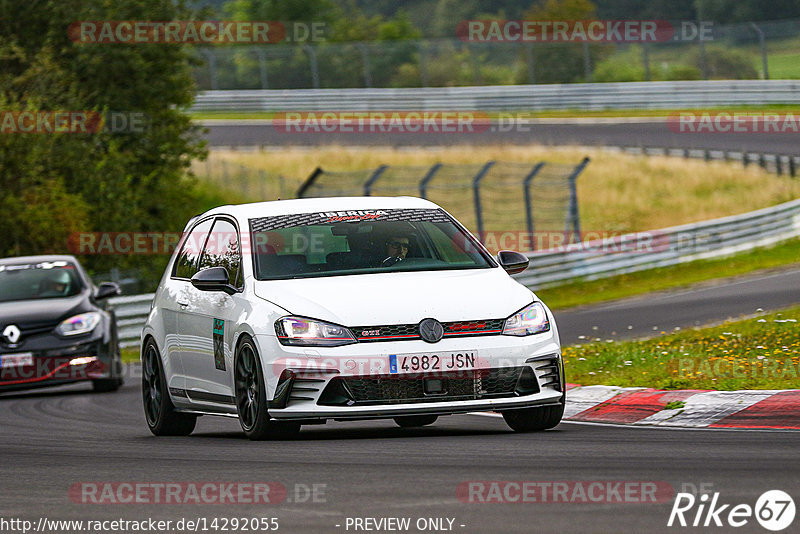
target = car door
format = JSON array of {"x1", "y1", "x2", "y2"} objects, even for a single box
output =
[
  {"x1": 164, "y1": 217, "x2": 215, "y2": 392},
  {"x1": 179, "y1": 217, "x2": 244, "y2": 403}
]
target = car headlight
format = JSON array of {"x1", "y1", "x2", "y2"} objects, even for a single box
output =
[
  {"x1": 275, "y1": 316, "x2": 356, "y2": 347},
  {"x1": 502, "y1": 302, "x2": 550, "y2": 336},
  {"x1": 56, "y1": 312, "x2": 102, "y2": 337}
]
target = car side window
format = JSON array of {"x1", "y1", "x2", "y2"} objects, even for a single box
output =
[
  {"x1": 198, "y1": 218, "x2": 242, "y2": 288},
  {"x1": 173, "y1": 218, "x2": 214, "y2": 279}
]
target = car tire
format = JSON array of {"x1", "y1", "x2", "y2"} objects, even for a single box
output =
[
  {"x1": 141, "y1": 339, "x2": 197, "y2": 436},
  {"x1": 234, "y1": 337, "x2": 300, "y2": 441},
  {"x1": 93, "y1": 350, "x2": 124, "y2": 393},
  {"x1": 92, "y1": 377, "x2": 122, "y2": 393},
  {"x1": 501, "y1": 398, "x2": 565, "y2": 432},
  {"x1": 393, "y1": 415, "x2": 438, "y2": 428}
]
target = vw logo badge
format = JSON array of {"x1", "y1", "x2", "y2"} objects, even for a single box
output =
[
  {"x1": 418, "y1": 318, "x2": 444, "y2": 344},
  {"x1": 2, "y1": 324, "x2": 21, "y2": 345}
]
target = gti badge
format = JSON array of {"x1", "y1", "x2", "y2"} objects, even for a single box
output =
[
  {"x1": 2, "y1": 324, "x2": 21, "y2": 345},
  {"x1": 418, "y1": 318, "x2": 444, "y2": 343}
]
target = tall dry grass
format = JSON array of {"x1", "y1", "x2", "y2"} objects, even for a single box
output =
[{"x1": 192, "y1": 146, "x2": 800, "y2": 234}]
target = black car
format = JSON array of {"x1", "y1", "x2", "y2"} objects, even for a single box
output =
[{"x1": 0, "y1": 255, "x2": 123, "y2": 393}]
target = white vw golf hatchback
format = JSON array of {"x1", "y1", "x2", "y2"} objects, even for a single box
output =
[{"x1": 142, "y1": 197, "x2": 564, "y2": 439}]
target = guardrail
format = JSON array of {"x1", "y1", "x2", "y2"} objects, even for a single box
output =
[
  {"x1": 515, "y1": 197, "x2": 800, "y2": 288},
  {"x1": 192, "y1": 80, "x2": 800, "y2": 112},
  {"x1": 605, "y1": 146, "x2": 799, "y2": 177},
  {"x1": 109, "y1": 293, "x2": 153, "y2": 349},
  {"x1": 109, "y1": 198, "x2": 800, "y2": 349}
]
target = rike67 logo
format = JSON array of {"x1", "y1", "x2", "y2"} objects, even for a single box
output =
[{"x1": 668, "y1": 490, "x2": 795, "y2": 531}]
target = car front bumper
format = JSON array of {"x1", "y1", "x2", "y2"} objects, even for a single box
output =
[
  {"x1": 0, "y1": 337, "x2": 116, "y2": 392},
  {"x1": 255, "y1": 331, "x2": 563, "y2": 421}
]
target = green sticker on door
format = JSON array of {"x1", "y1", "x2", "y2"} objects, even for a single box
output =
[{"x1": 213, "y1": 318, "x2": 226, "y2": 371}]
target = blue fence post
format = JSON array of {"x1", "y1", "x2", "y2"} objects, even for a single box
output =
[
  {"x1": 418, "y1": 163, "x2": 442, "y2": 199},
  {"x1": 472, "y1": 161, "x2": 496, "y2": 244},
  {"x1": 522, "y1": 162, "x2": 546, "y2": 251},
  {"x1": 363, "y1": 165, "x2": 388, "y2": 196},
  {"x1": 566, "y1": 157, "x2": 590, "y2": 244}
]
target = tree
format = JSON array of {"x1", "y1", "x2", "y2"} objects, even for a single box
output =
[
  {"x1": 0, "y1": 0, "x2": 207, "y2": 287},
  {"x1": 518, "y1": 0, "x2": 612, "y2": 84}
]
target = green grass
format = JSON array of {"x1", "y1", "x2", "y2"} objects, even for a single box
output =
[
  {"x1": 537, "y1": 237, "x2": 800, "y2": 311},
  {"x1": 764, "y1": 52, "x2": 800, "y2": 79},
  {"x1": 121, "y1": 347, "x2": 139, "y2": 363},
  {"x1": 190, "y1": 104, "x2": 800, "y2": 121},
  {"x1": 563, "y1": 306, "x2": 800, "y2": 390}
]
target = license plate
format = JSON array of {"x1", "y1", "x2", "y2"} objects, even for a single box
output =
[
  {"x1": 0, "y1": 352, "x2": 33, "y2": 368},
  {"x1": 389, "y1": 351, "x2": 476, "y2": 374}
]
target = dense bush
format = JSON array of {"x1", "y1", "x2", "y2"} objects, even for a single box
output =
[{"x1": 689, "y1": 45, "x2": 759, "y2": 79}]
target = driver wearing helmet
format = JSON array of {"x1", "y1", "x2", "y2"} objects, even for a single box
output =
[{"x1": 39, "y1": 270, "x2": 71, "y2": 297}]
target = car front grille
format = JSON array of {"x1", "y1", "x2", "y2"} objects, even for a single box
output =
[
  {"x1": 318, "y1": 366, "x2": 537, "y2": 406},
  {"x1": 352, "y1": 319, "x2": 505, "y2": 343}
]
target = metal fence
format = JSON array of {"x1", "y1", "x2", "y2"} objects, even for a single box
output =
[
  {"x1": 192, "y1": 79, "x2": 800, "y2": 112},
  {"x1": 192, "y1": 154, "x2": 290, "y2": 201},
  {"x1": 191, "y1": 19, "x2": 800, "y2": 90},
  {"x1": 605, "y1": 146, "x2": 800, "y2": 177},
  {"x1": 297, "y1": 158, "x2": 589, "y2": 245},
  {"x1": 109, "y1": 196, "x2": 800, "y2": 349}
]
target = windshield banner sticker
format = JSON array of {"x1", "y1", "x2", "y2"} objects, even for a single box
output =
[{"x1": 249, "y1": 208, "x2": 450, "y2": 233}]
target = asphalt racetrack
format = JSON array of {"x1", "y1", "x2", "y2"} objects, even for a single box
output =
[
  {"x1": 2, "y1": 273, "x2": 800, "y2": 534},
  {"x1": 203, "y1": 119, "x2": 800, "y2": 154},
  {"x1": 1, "y1": 379, "x2": 798, "y2": 534},
  {"x1": 2, "y1": 123, "x2": 798, "y2": 534},
  {"x1": 553, "y1": 267, "x2": 800, "y2": 345}
]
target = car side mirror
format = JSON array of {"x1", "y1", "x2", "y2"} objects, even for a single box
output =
[
  {"x1": 95, "y1": 282, "x2": 121, "y2": 300},
  {"x1": 497, "y1": 250, "x2": 529, "y2": 275},
  {"x1": 191, "y1": 267, "x2": 238, "y2": 295}
]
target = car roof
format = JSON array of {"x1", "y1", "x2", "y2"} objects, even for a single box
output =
[
  {"x1": 0, "y1": 254, "x2": 81, "y2": 266},
  {"x1": 200, "y1": 196, "x2": 441, "y2": 223}
]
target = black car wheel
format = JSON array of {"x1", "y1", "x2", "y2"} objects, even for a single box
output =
[
  {"x1": 501, "y1": 396, "x2": 565, "y2": 432},
  {"x1": 393, "y1": 415, "x2": 438, "y2": 428},
  {"x1": 234, "y1": 337, "x2": 300, "y2": 441},
  {"x1": 93, "y1": 345, "x2": 124, "y2": 393},
  {"x1": 142, "y1": 339, "x2": 196, "y2": 436}
]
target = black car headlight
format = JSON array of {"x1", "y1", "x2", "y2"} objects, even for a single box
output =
[
  {"x1": 56, "y1": 312, "x2": 101, "y2": 337},
  {"x1": 502, "y1": 302, "x2": 550, "y2": 336},
  {"x1": 275, "y1": 316, "x2": 356, "y2": 347}
]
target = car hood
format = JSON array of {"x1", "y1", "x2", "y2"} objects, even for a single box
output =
[
  {"x1": 0, "y1": 294, "x2": 90, "y2": 328},
  {"x1": 253, "y1": 268, "x2": 534, "y2": 326}
]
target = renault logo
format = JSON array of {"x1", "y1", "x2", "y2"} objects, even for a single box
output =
[
  {"x1": 418, "y1": 318, "x2": 444, "y2": 343},
  {"x1": 2, "y1": 324, "x2": 21, "y2": 344}
]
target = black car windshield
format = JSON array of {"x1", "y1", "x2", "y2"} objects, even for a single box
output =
[
  {"x1": 0, "y1": 261, "x2": 83, "y2": 302},
  {"x1": 250, "y1": 208, "x2": 494, "y2": 280}
]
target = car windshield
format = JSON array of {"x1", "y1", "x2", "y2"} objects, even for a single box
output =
[
  {"x1": 250, "y1": 208, "x2": 494, "y2": 280},
  {"x1": 0, "y1": 261, "x2": 83, "y2": 302}
]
